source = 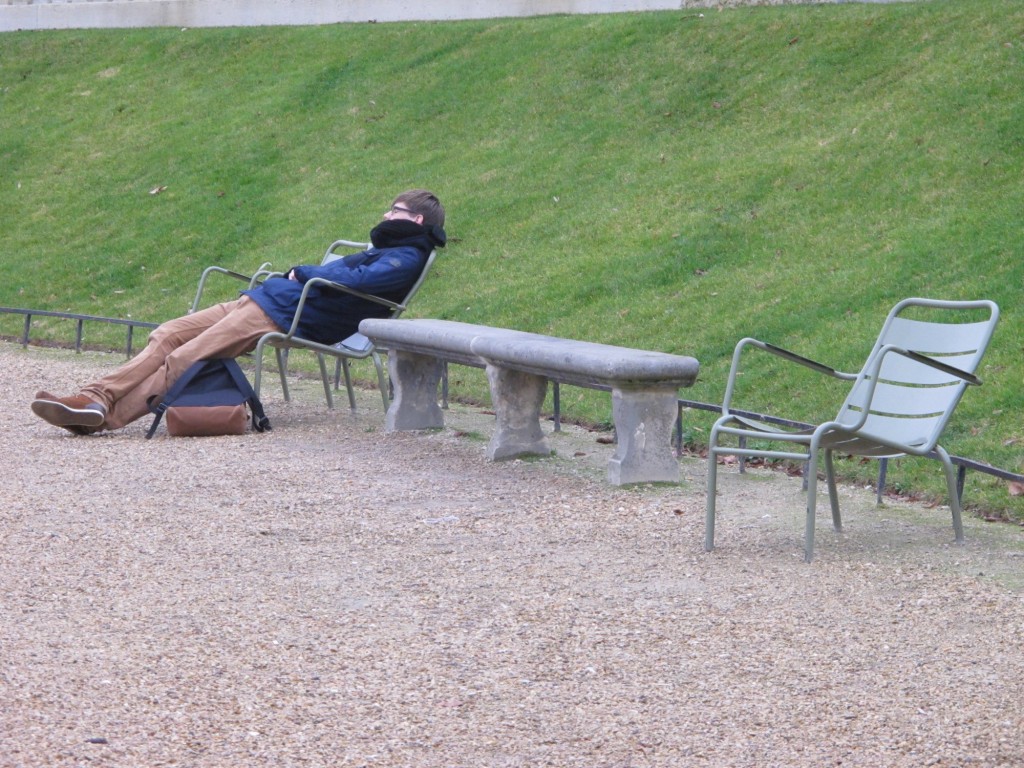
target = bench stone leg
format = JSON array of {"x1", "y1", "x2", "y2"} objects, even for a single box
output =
[
  {"x1": 486, "y1": 364, "x2": 550, "y2": 461},
  {"x1": 608, "y1": 385, "x2": 680, "y2": 485},
  {"x1": 384, "y1": 350, "x2": 444, "y2": 431}
]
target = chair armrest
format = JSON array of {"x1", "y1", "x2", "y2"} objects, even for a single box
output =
[
  {"x1": 190, "y1": 261, "x2": 273, "y2": 313},
  {"x1": 720, "y1": 338, "x2": 856, "y2": 415},
  {"x1": 281, "y1": 277, "x2": 405, "y2": 338},
  {"x1": 251, "y1": 268, "x2": 281, "y2": 286},
  {"x1": 760, "y1": 342, "x2": 845, "y2": 378},
  {"x1": 883, "y1": 346, "x2": 983, "y2": 386},
  {"x1": 311, "y1": 278, "x2": 405, "y2": 311},
  {"x1": 817, "y1": 345, "x2": 983, "y2": 438}
]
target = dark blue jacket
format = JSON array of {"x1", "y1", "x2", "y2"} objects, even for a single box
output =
[{"x1": 244, "y1": 246, "x2": 428, "y2": 345}]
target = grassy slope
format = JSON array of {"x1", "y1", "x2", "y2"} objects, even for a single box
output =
[{"x1": 1, "y1": 0, "x2": 1022, "y2": 515}]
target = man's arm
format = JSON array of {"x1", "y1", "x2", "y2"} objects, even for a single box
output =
[{"x1": 291, "y1": 248, "x2": 426, "y2": 296}]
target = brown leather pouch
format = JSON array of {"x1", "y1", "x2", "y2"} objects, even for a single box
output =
[{"x1": 165, "y1": 404, "x2": 248, "y2": 437}]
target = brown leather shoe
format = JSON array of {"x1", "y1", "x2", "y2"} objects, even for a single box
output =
[
  {"x1": 33, "y1": 392, "x2": 99, "y2": 435},
  {"x1": 31, "y1": 393, "x2": 106, "y2": 432}
]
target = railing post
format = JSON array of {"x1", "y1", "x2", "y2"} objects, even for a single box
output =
[
  {"x1": 674, "y1": 401, "x2": 683, "y2": 455},
  {"x1": 876, "y1": 458, "x2": 888, "y2": 505},
  {"x1": 553, "y1": 381, "x2": 561, "y2": 432}
]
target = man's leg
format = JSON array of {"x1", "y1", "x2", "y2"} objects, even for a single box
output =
[
  {"x1": 99, "y1": 296, "x2": 279, "y2": 430},
  {"x1": 79, "y1": 299, "x2": 246, "y2": 412},
  {"x1": 32, "y1": 300, "x2": 243, "y2": 432},
  {"x1": 34, "y1": 297, "x2": 279, "y2": 432}
]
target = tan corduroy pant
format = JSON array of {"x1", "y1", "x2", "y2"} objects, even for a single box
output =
[{"x1": 80, "y1": 296, "x2": 279, "y2": 430}]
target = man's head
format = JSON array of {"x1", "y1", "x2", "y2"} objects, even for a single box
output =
[{"x1": 385, "y1": 189, "x2": 445, "y2": 228}]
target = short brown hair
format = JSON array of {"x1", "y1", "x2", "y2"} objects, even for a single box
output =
[{"x1": 394, "y1": 189, "x2": 445, "y2": 228}]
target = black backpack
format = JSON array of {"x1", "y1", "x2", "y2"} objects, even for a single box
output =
[{"x1": 146, "y1": 358, "x2": 271, "y2": 439}]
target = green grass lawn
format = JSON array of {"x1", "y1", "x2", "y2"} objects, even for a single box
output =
[{"x1": 2, "y1": 0, "x2": 1023, "y2": 518}]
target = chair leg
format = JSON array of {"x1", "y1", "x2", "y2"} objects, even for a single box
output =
[
  {"x1": 315, "y1": 353, "x2": 335, "y2": 410},
  {"x1": 804, "y1": 451, "x2": 820, "y2": 563},
  {"x1": 705, "y1": 430, "x2": 722, "y2": 553},
  {"x1": 935, "y1": 445, "x2": 965, "y2": 544},
  {"x1": 824, "y1": 449, "x2": 842, "y2": 532},
  {"x1": 338, "y1": 359, "x2": 356, "y2": 410},
  {"x1": 253, "y1": 338, "x2": 267, "y2": 399},
  {"x1": 274, "y1": 347, "x2": 291, "y2": 402},
  {"x1": 371, "y1": 352, "x2": 389, "y2": 412}
]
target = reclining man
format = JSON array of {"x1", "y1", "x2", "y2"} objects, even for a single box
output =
[{"x1": 31, "y1": 189, "x2": 446, "y2": 435}]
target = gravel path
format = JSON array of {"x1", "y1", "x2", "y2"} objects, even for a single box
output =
[{"x1": 3, "y1": 343, "x2": 1024, "y2": 768}]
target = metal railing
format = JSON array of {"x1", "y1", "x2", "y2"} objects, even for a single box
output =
[
  {"x1": 443, "y1": 361, "x2": 1024, "y2": 507},
  {"x1": 668, "y1": 396, "x2": 1024, "y2": 507},
  {"x1": 5, "y1": 306, "x2": 1021, "y2": 508},
  {"x1": 1, "y1": 307, "x2": 159, "y2": 358}
]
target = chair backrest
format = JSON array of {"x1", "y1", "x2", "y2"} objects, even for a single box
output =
[
  {"x1": 330, "y1": 248, "x2": 438, "y2": 355},
  {"x1": 836, "y1": 298, "x2": 999, "y2": 450},
  {"x1": 321, "y1": 239, "x2": 436, "y2": 316},
  {"x1": 392, "y1": 249, "x2": 437, "y2": 318}
]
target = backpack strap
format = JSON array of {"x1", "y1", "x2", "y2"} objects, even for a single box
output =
[
  {"x1": 221, "y1": 358, "x2": 272, "y2": 433},
  {"x1": 144, "y1": 359, "x2": 212, "y2": 440}
]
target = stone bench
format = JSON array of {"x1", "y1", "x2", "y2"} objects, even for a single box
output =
[{"x1": 358, "y1": 319, "x2": 700, "y2": 485}]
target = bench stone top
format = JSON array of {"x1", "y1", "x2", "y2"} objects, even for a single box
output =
[
  {"x1": 360, "y1": 318, "x2": 536, "y2": 357},
  {"x1": 360, "y1": 318, "x2": 699, "y2": 387}
]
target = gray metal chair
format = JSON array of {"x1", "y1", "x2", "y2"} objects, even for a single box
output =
[
  {"x1": 190, "y1": 238, "x2": 436, "y2": 411},
  {"x1": 251, "y1": 244, "x2": 437, "y2": 411},
  {"x1": 705, "y1": 298, "x2": 1000, "y2": 562}
]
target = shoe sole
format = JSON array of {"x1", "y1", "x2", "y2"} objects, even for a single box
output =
[{"x1": 31, "y1": 399, "x2": 106, "y2": 428}]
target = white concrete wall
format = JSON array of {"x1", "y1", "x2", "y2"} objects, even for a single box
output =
[
  {"x1": 1, "y1": 0, "x2": 690, "y2": 32},
  {"x1": 0, "y1": 0, "x2": 908, "y2": 33}
]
